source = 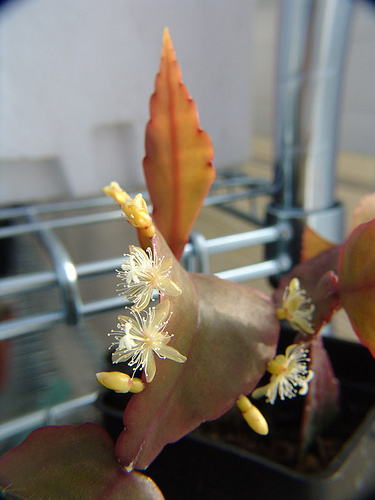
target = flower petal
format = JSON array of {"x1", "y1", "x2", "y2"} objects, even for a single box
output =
[
  {"x1": 145, "y1": 351, "x2": 156, "y2": 383},
  {"x1": 158, "y1": 257, "x2": 173, "y2": 274},
  {"x1": 131, "y1": 287, "x2": 153, "y2": 311},
  {"x1": 156, "y1": 344, "x2": 187, "y2": 363},
  {"x1": 152, "y1": 300, "x2": 170, "y2": 326},
  {"x1": 159, "y1": 277, "x2": 182, "y2": 297},
  {"x1": 251, "y1": 385, "x2": 268, "y2": 400}
]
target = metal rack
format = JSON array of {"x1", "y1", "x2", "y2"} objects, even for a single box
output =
[
  {"x1": 0, "y1": 176, "x2": 292, "y2": 343},
  {"x1": 0, "y1": 174, "x2": 293, "y2": 449}
]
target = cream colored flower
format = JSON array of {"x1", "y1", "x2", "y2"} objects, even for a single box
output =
[
  {"x1": 276, "y1": 278, "x2": 315, "y2": 334},
  {"x1": 252, "y1": 343, "x2": 314, "y2": 405},
  {"x1": 108, "y1": 300, "x2": 187, "y2": 383},
  {"x1": 117, "y1": 245, "x2": 182, "y2": 310}
]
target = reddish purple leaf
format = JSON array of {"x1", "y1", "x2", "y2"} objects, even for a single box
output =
[
  {"x1": 300, "y1": 335, "x2": 340, "y2": 452},
  {"x1": 0, "y1": 423, "x2": 164, "y2": 500},
  {"x1": 115, "y1": 230, "x2": 280, "y2": 470}
]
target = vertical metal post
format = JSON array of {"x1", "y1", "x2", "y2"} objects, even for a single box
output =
[{"x1": 266, "y1": 0, "x2": 353, "y2": 276}]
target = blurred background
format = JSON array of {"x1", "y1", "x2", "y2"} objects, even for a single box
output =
[{"x1": 0, "y1": 0, "x2": 374, "y2": 454}]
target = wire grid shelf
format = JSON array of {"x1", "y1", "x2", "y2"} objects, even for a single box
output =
[{"x1": 0, "y1": 172, "x2": 292, "y2": 451}]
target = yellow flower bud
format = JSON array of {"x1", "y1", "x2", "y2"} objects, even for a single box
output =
[
  {"x1": 103, "y1": 182, "x2": 131, "y2": 205},
  {"x1": 103, "y1": 182, "x2": 155, "y2": 238},
  {"x1": 236, "y1": 395, "x2": 269, "y2": 436},
  {"x1": 96, "y1": 371, "x2": 144, "y2": 393}
]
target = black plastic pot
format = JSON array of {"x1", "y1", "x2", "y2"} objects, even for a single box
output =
[{"x1": 97, "y1": 335, "x2": 375, "y2": 500}]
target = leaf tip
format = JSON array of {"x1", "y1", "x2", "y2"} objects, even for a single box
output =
[
  {"x1": 162, "y1": 27, "x2": 174, "y2": 58},
  {"x1": 163, "y1": 26, "x2": 170, "y2": 40}
]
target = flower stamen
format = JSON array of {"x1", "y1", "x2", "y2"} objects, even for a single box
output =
[
  {"x1": 251, "y1": 343, "x2": 314, "y2": 405},
  {"x1": 117, "y1": 245, "x2": 182, "y2": 310},
  {"x1": 108, "y1": 300, "x2": 187, "y2": 383}
]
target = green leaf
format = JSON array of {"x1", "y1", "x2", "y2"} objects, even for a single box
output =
[{"x1": 0, "y1": 423, "x2": 164, "y2": 500}]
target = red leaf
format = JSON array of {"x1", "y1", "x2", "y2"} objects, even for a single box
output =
[
  {"x1": 338, "y1": 219, "x2": 375, "y2": 356},
  {"x1": 143, "y1": 29, "x2": 215, "y2": 260},
  {"x1": 0, "y1": 423, "x2": 164, "y2": 500},
  {"x1": 115, "y1": 230, "x2": 280, "y2": 470}
]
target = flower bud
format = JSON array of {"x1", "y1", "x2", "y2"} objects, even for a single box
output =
[{"x1": 96, "y1": 371, "x2": 144, "y2": 393}]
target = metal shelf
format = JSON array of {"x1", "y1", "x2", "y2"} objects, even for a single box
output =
[{"x1": 0, "y1": 173, "x2": 291, "y2": 447}]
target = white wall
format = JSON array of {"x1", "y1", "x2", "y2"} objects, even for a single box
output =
[
  {"x1": 340, "y1": 0, "x2": 375, "y2": 156},
  {"x1": 0, "y1": 0, "x2": 254, "y2": 204},
  {"x1": 252, "y1": 0, "x2": 375, "y2": 157}
]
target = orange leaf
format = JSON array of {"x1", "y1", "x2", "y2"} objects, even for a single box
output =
[
  {"x1": 350, "y1": 193, "x2": 375, "y2": 232},
  {"x1": 338, "y1": 219, "x2": 375, "y2": 356},
  {"x1": 143, "y1": 28, "x2": 215, "y2": 260},
  {"x1": 300, "y1": 226, "x2": 335, "y2": 263}
]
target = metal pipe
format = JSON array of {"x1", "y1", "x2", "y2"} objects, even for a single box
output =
[
  {"x1": 205, "y1": 223, "x2": 291, "y2": 254},
  {"x1": 0, "y1": 209, "x2": 123, "y2": 239},
  {"x1": 0, "y1": 392, "x2": 98, "y2": 441},
  {"x1": 0, "y1": 253, "x2": 292, "y2": 342},
  {"x1": 0, "y1": 224, "x2": 291, "y2": 298},
  {"x1": 182, "y1": 223, "x2": 291, "y2": 260},
  {"x1": 0, "y1": 296, "x2": 126, "y2": 341},
  {"x1": 0, "y1": 257, "x2": 124, "y2": 298},
  {"x1": 0, "y1": 177, "x2": 272, "y2": 238},
  {"x1": 215, "y1": 254, "x2": 292, "y2": 282},
  {"x1": 27, "y1": 209, "x2": 83, "y2": 325},
  {"x1": 0, "y1": 190, "x2": 267, "y2": 239},
  {"x1": 266, "y1": 0, "x2": 352, "y2": 277},
  {"x1": 274, "y1": 0, "x2": 353, "y2": 210}
]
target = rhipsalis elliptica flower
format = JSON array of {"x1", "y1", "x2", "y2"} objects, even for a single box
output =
[
  {"x1": 117, "y1": 245, "x2": 182, "y2": 310},
  {"x1": 276, "y1": 277, "x2": 316, "y2": 334},
  {"x1": 251, "y1": 343, "x2": 314, "y2": 405},
  {"x1": 108, "y1": 300, "x2": 187, "y2": 383}
]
